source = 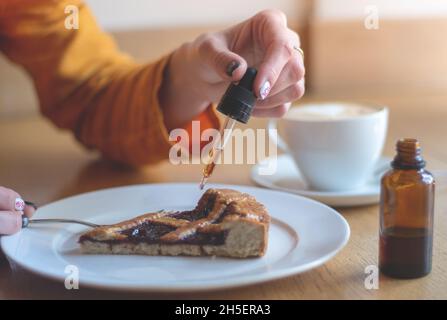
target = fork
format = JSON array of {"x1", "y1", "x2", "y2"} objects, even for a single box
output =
[{"x1": 21, "y1": 209, "x2": 172, "y2": 229}]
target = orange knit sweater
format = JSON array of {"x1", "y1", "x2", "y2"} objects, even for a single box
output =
[{"x1": 0, "y1": 0, "x2": 219, "y2": 165}]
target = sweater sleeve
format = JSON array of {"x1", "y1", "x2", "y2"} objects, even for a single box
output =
[{"x1": 0, "y1": 0, "x2": 220, "y2": 165}]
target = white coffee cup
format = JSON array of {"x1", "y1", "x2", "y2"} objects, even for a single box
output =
[{"x1": 268, "y1": 102, "x2": 388, "y2": 191}]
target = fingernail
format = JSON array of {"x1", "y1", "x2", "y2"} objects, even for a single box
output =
[
  {"x1": 259, "y1": 81, "x2": 271, "y2": 100},
  {"x1": 225, "y1": 61, "x2": 240, "y2": 77},
  {"x1": 25, "y1": 200, "x2": 38, "y2": 210},
  {"x1": 15, "y1": 198, "x2": 25, "y2": 211}
]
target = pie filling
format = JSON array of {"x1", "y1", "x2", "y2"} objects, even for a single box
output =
[
  {"x1": 79, "y1": 220, "x2": 228, "y2": 246},
  {"x1": 79, "y1": 192, "x2": 227, "y2": 246}
]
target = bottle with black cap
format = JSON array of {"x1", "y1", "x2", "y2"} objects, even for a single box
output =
[{"x1": 199, "y1": 67, "x2": 258, "y2": 189}]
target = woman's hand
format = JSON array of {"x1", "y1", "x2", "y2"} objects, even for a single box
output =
[
  {"x1": 160, "y1": 9, "x2": 305, "y2": 130},
  {"x1": 0, "y1": 186, "x2": 36, "y2": 235}
]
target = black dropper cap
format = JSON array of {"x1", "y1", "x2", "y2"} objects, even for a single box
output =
[{"x1": 217, "y1": 67, "x2": 257, "y2": 124}]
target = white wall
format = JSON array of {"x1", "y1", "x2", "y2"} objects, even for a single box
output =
[
  {"x1": 85, "y1": 0, "x2": 308, "y2": 30},
  {"x1": 314, "y1": 0, "x2": 447, "y2": 21}
]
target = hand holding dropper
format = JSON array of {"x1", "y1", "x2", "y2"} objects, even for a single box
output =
[{"x1": 199, "y1": 68, "x2": 258, "y2": 189}]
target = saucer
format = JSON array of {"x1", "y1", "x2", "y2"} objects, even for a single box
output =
[{"x1": 251, "y1": 154, "x2": 392, "y2": 207}]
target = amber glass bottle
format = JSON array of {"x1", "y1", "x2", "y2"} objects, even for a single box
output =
[{"x1": 379, "y1": 138, "x2": 435, "y2": 278}]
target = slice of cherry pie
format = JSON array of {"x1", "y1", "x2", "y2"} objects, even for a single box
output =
[{"x1": 79, "y1": 189, "x2": 270, "y2": 258}]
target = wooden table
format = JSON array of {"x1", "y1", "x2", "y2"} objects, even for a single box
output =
[{"x1": 1, "y1": 93, "x2": 447, "y2": 299}]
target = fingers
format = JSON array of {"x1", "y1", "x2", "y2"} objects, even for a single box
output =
[
  {"x1": 252, "y1": 103, "x2": 291, "y2": 118},
  {"x1": 0, "y1": 186, "x2": 24, "y2": 211},
  {"x1": 252, "y1": 10, "x2": 305, "y2": 101},
  {"x1": 0, "y1": 210, "x2": 22, "y2": 235},
  {"x1": 267, "y1": 51, "x2": 305, "y2": 97},
  {"x1": 0, "y1": 187, "x2": 37, "y2": 235},
  {"x1": 197, "y1": 33, "x2": 248, "y2": 83},
  {"x1": 0, "y1": 186, "x2": 23, "y2": 235},
  {"x1": 256, "y1": 79, "x2": 305, "y2": 109},
  {"x1": 255, "y1": 39, "x2": 292, "y2": 100}
]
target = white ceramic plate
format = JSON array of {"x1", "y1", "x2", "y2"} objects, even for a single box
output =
[
  {"x1": 1, "y1": 183, "x2": 349, "y2": 292},
  {"x1": 251, "y1": 155, "x2": 391, "y2": 207}
]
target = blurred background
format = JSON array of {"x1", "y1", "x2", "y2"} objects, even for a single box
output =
[{"x1": 1, "y1": 0, "x2": 447, "y2": 119}]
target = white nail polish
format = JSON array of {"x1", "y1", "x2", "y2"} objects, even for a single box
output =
[
  {"x1": 260, "y1": 81, "x2": 271, "y2": 100},
  {"x1": 15, "y1": 198, "x2": 25, "y2": 211}
]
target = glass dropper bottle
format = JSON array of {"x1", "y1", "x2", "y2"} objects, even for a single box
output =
[
  {"x1": 199, "y1": 67, "x2": 258, "y2": 189},
  {"x1": 379, "y1": 138, "x2": 435, "y2": 278}
]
